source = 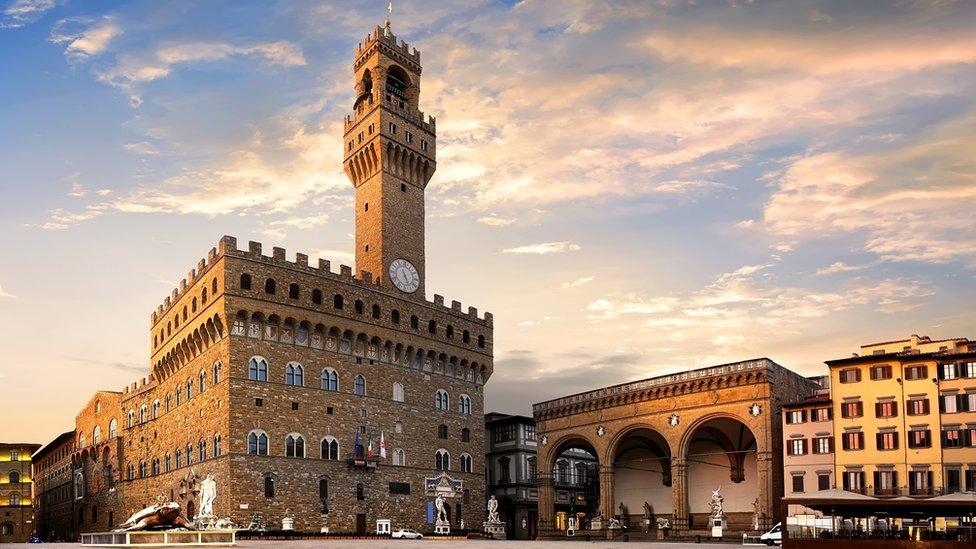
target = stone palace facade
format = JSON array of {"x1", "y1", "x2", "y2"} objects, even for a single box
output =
[{"x1": 65, "y1": 21, "x2": 493, "y2": 535}]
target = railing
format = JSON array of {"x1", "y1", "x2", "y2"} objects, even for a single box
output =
[{"x1": 846, "y1": 486, "x2": 948, "y2": 497}]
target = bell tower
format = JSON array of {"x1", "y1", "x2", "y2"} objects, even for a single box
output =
[{"x1": 343, "y1": 22, "x2": 436, "y2": 297}]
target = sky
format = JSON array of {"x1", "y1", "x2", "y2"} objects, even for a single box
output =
[{"x1": 2, "y1": 0, "x2": 975, "y2": 444}]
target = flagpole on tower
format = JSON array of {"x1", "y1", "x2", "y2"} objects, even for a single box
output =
[{"x1": 385, "y1": 1, "x2": 392, "y2": 29}]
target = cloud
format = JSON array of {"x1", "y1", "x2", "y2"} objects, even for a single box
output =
[
  {"x1": 50, "y1": 16, "x2": 120, "y2": 61},
  {"x1": 815, "y1": 262, "x2": 872, "y2": 276},
  {"x1": 502, "y1": 241, "x2": 581, "y2": 255},
  {"x1": 123, "y1": 141, "x2": 160, "y2": 156},
  {"x1": 1, "y1": 0, "x2": 56, "y2": 29},
  {"x1": 0, "y1": 284, "x2": 16, "y2": 299},
  {"x1": 26, "y1": 207, "x2": 103, "y2": 230},
  {"x1": 653, "y1": 179, "x2": 734, "y2": 194},
  {"x1": 559, "y1": 276, "x2": 595, "y2": 289},
  {"x1": 477, "y1": 215, "x2": 514, "y2": 227}
]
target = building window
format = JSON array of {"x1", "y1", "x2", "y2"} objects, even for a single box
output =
[
  {"x1": 908, "y1": 429, "x2": 931, "y2": 449},
  {"x1": 199, "y1": 370, "x2": 206, "y2": 393},
  {"x1": 874, "y1": 470, "x2": 897, "y2": 496},
  {"x1": 841, "y1": 401, "x2": 863, "y2": 418},
  {"x1": 392, "y1": 382, "x2": 405, "y2": 402},
  {"x1": 312, "y1": 289, "x2": 323, "y2": 304},
  {"x1": 248, "y1": 357, "x2": 268, "y2": 381},
  {"x1": 321, "y1": 437, "x2": 339, "y2": 460},
  {"x1": 437, "y1": 424, "x2": 448, "y2": 439},
  {"x1": 109, "y1": 418, "x2": 118, "y2": 438},
  {"x1": 786, "y1": 410, "x2": 806, "y2": 424},
  {"x1": 813, "y1": 437, "x2": 833, "y2": 454},
  {"x1": 175, "y1": 450, "x2": 183, "y2": 469},
  {"x1": 93, "y1": 425, "x2": 102, "y2": 445},
  {"x1": 285, "y1": 434, "x2": 305, "y2": 458},
  {"x1": 389, "y1": 122, "x2": 396, "y2": 134},
  {"x1": 389, "y1": 482, "x2": 411, "y2": 494},
  {"x1": 787, "y1": 439, "x2": 807, "y2": 456},
  {"x1": 909, "y1": 470, "x2": 933, "y2": 496},
  {"x1": 371, "y1": 304, "x2": 381, "y2": 319},
  {"x1": 354, "y1": 375, "x2": 366, "y2": 396},
  {"x1": 493, "y1": 424, "x2": 516, "y2": 443},
  {"x1": 248, "y1": 431, "x2": 269, "y2": 455},
  {"x1": 435, "y1": 389, "x2": 450, "y2": 410},
  {"x1": 213, "y1": 434, "x2": 221, "y2": 457},
  {"x1": 869, "y1": 365, "x2": 893, "y2": 380},
  {"x1": 908, "y1": 398, "x2": 929, "y2": 415},
  {"x1": 391, "y1": 309, "x2": 400, "y2": 324},
  {"x1": 264, "y1": 475, "x2": 275, "y2": 498},
  {"x1": 842, "y1": 432, "x2": 864, "y2": 451},
  {"x1": 839, "y1": 368, "x2": 861, "y2": 383},
  {"x1": 213, "y1": 361, "x2": 222, "y2": 384},
  {"x1": 9, "y1": 471, "x2": 20, "y2": 483},
  {"x1": 333, "y1": 294, "x2": 344, "y2": 309},
  {"x1": 942, "y1": 428, "x2": 963, "y2": 448},
  {"x1": 319, "y1": 478, "x2": 329, "y2": 500},
  {"x1": 395, "y1": 420, "x2": 403, "y2": 433},
  {"x1": 410, "y1": 315, "x2": 419, "y2": 329},
  {"x1": 435, "y1": 449, "x2": 450, "y2": 471},
  {"x1": 139, "y1": 461, "x2": 147, "y2": 478},
  {"x1": 875, "y1": 401, "x2": 897, "y2": 418},
  {"x1": 405, "y1": 130, "x2": 413, "y2": 143},
  {"x1": 241, "y1": 274, "x2": 254, "y2": 289},
  {"x1": 905, "y1": 365, "x2": 928, "y2": 380},
  {"x1": 964, "y1": 362, "x2": 976, "y2": 378},
  {"x1": 263, "y1": 278, "x2": 276, "y2": 294},
  {"x1": 940, "y1": 363, "x2": 958, "y2": 380},
  {"x1": 285, "y1": 362, "x2": 304, "y2": 386},
  {"x1": 321, "y1": 368, "x2": 338, "y2": 391},
  {"x1": 876, "y1": 431, "x2": 899, "y2": 451},
  {"x1": 818, "y1": 473, "x2": 830, "y2": 491},
  {"x1": 478, "y1": 335, "x2": 486, "y2": 348},
  {"x1": 165, "y1": 453, "x2": 172, "y2": 472},
  {"x1": 460, "y1": 453, "x2": 473, "y2": 473},
  {"x1": 461, "y1": 428, "x2": 471, "y2": 442},
  {"x1": 198, "y1": 440, "x2": 206, "y2": 462},
  {"x1": 791, "y1": 475, "x2": 804, "y2": 493},
  {"x1": 186, "y1": 379, "x2": 192, "y2": 400},
  {"x1": 288, "y1": 283, "x2": 300, "y2": 299},
  {"x1": 946, "y1": 468, "x2": 963, "y2": 493},
  {"x1": 421, "y1": 139, "x2": 428, "y2": 152},
  {"x1": 357, "y1": 483, "x2": 365, "y2": 500},
  {"x1": 940, "y1": 393, "x2": 963, "y2": 413},
  {"x1": 458, "y1": 394, "x2": 472, "y2": 414},
  {"x1": 355, "y1": 299, "x2": 364, "y2": 314},
  {"x1": 842, "y1": 471, "x2": 865, "y2": 493},
  {"x1": 812, "y1": 407, "x2": 831, "y2": 422},
  {"x1": 428, "y1": 319, "x2": 437, "y2": 334},
  {"x1": 393, "y1": 448, "x2": 406, "y2": 466}
]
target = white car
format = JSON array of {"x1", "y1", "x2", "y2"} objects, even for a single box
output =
[
  {"x1": 760, "y1": 522, "x2": 782, "y2": 546},
  {"x1": 391, "y1": 528, "x2": 424, "y2": 539}
]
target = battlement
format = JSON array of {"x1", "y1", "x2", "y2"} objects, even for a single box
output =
[
  {"x1": 151, "y1": 236, "x2": 492, "y2": 328},
  {"x1": 356, "y1": 25, "x2": 420, "y2": 68},
  {"x1": 344, "y1": 89, "x2": 436, "y2": 134}
]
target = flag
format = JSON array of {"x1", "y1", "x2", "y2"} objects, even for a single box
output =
[
  {"x1": 380, "y1": 431, "x2": 387, "y2": 459},
  {"x1": 367, "y1": 434, "x2": 374, "y2": 457},
  {"x1": 354, "y1": 429, "x2": 362, "y2": 458}
]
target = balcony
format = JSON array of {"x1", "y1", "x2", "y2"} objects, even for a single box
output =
[{"x1": 345, "y1": 454, "x2": 380, "y2": 471}]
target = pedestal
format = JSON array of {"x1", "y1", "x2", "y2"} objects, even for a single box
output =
[
  {"x1": 320, "y1": 514, "x2": 329, "y2": 533},
  {"x1": 711, "y1": 516, "x2": 726, "y2": 539},
  {"x1": 435, "y1": 520, "x2": 451, "y2": 535},
  {"x1": 483, "y1": 521, "x2": 506, "y2": 540},
  {"x1": 281, "y1": 517, "x2": 294, "y2": 531},
  {"x1": 567, "y1": 518, "x2": 576, "y2": 537},
  {"x1": 590, "y1": 517, "x2": 603, "y2": 530}
]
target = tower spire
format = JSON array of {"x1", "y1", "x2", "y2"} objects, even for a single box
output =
[{"x1": 385, "y1": 1, "x2": 392, "y2": 29}]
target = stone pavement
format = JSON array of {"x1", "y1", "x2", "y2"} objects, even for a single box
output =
[{"x1": 6, "y1": 540, "x2": 739, "y2": 548}]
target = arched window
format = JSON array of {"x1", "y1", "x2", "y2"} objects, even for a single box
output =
[
  {"x1": 139, "y1": 461, "x2": 147, "y2": 478},
  {"x1": 2, "y1": 522, "x2": 15, "y2": 534},
  {"x1": 371, "y1": 304, "x2": 381, "y2": 319},
  {"x1": 435, "y1": 390, "x2": 450, "y2": 411},
  {"x1": 395, "y1": 420, "x2": 403, "y2": 433},
  {"x1": 175, "y1": 389, "x2": 182, "y2": 406},
  {"x1": 165, "y1": 453, "x2": 172, "y2": 472},
  {"x1": 175, "y1": 449, "x2": 183, "y2": 468},
  {"x1": 355, "y1": 299, "x2": 364, "y2": 314},
  {"x1": 437, "y1": 424, "x2": 448, "y2": 439},
  {"x1": 461, "y1": 428, "x2": 471, "y2": 442},
  {"x1": 139, "y1": 405, "x2": 148, "y2": 424},
  {"x1": 213, "y1": 434, "x2": 222, "y2": 457},
  {"x1": 199, "y1": 370, "x2": 206, "y2": 392},
  {"x1": 186, "y1": 444, "x2": 193, "y2": 465},
  {"x1": 446, "y1": 325, "x2": 454, "y2": 339},
  {"x1": 198, "y1": 439, "x2": 207, "y2": 462},
  {"x1": 289, "y1": 283, "x2": 300, "y2": 299},
  {"x1": 151, "y1": 400, "x2": 160, "y2": 419},
  {"x1": 248, "y1": 430, "x2": 269, "y2": 455},
  {"x1": 458, "y1": 394, "x2": 472, "y2": 414},
  {"x1": 248, "y1": 356, "x2": 268, "y2": 381},
  {"x1": 391, "y1": 309, "x2": 400, "y2": 324},
  {"x1": 109, "y1": 418, "x2": 118, "y2": 439},
  {"x1": 393, "y1": 448, "x2": 406, "y2": 466},
  {"x1": 93, "y1": 425, "x2": 101, "y2": 445},
  {"x1": 321, "y1": 368, "x2": 338, "y2": 391},
  {"x1": 151, "y1": 458, "x2": 160, "y2": 475},
  {"x1": 10, "y1": 494, "x2": 21, "y2": 506},
  {"x1": 9, "y1": 471, "x2": 20, "y2": 483},
  {"x1": 460, "y1": 453, "x2": 473, "y2": 473},
  {"x1": 264, "y1": 278, "x2": 276, "y2": 294},
  {"x1": 435, "y1": 449, "x2": 450, "y2": 471},
  {"x1": 185, "y1": 379, "x2": 192, "y2": 400},
  {"x1": 312, "y1": 289, "x2": 323, "y2": 304},
  {"x1": 320, "y1": 437, "x2": 339, "y2": 460},
  {"x1": 240, "y1": 273, "x2": 252, "y2": 290},
  {"x1": 333, "y1": 294, "x2": 344, "y2": 309},
  {"x1": 201, "y1": 288, "x2": 207, "y2": 304},
  {"x1": 285, "y1": 434, "x2": 305, "y2": 458},
  {"x1": 213, "y1": 361, "x2": 222, "y2": 384},
  {"x1": 410, "y1": 315, "x2": 419, "y2": 329},
  {"x1": 354, "y1": 375, "x2": 366, "y2": 396},
  {"x1": 264, "y1": 474, "x2": 275, "y2": 498},
  {"x1": 182, "y1": 306, "x2": 187, "y2": 321},
  {"x1": 212, "y1": 278, "x2": 218, "y2": 294},
  {"x1": 191, "y1": 297, "x2": 197, "y2": 313},
  {"x1": 285, "y1": 362, "x2": 304, "y2": 386},
  {"x1": 428, "y1": 319, "x2": 437, "y2": 334},
  {"x1": 126, "y1": 410, "x2": 134, "y2": 428},
  {"x1": 392, "y1": 382, "x2": 405, "y2": 403},
  {"x1": 478, "y1": 335, "x2": 486, "y2": 348}
]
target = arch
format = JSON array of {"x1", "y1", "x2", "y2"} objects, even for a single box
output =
[
  {"x1": 680, "y1": 414, "x2": 759, "y2": 523},
  {"x1": 321, "y1": 367, "x2": 338, "y2": 391},
  {"x1": 285, "y1": 433, "x2": 306, "y2": 458},
  {"x1": 546, "y1": 433, "x2": 600, "y2": 472},
  {"x1": 609, "y1": 426, "x2": 674, "y2": 518},
  {"x1": 354, "y1": 374, "x2": 366, "y2": 396},
  {"x1": 435, "y1": 448, "x2": 450, "y2": 471},
  {"x1": 435, "y1": 389, "x2": 450, "y2": 410},
  {"x1": 248, "y1": 356, "x2": 269, "y2": 381},
  {"x1": 320, "y1": 436, "x2": 340, "y2": 460},
  {"x1": 285, "y1": 362, "x2": 304, "y2": 386},
  {"x1": 247, "y1": 430, "x2": 269, "y2": 455}
]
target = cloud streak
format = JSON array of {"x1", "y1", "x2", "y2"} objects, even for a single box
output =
[{"x1": 502, "y1": 241, "x2": 581, "y2": 255}]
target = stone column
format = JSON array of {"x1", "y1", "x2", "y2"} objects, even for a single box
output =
[
  {"x1": 536, "y1": 473, "x2": 555, "y2": 538},
  {"x1": 599, "y1": 465, "x2": 615, "y2": 538},
  {"x1": 671, "y1": 456, "x2": 689, "y2": 531},
  {"x1": 756, "y1": 450, "x2": 775, "y2": 531}
]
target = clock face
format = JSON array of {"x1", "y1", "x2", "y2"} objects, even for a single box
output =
[{"x1": 389, "y1": 259, "x2": 420, "y2": 293}]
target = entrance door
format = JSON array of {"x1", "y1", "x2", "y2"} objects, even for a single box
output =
[{"x1": 356, "y1": 513, "x2": 367, "y2": 534}]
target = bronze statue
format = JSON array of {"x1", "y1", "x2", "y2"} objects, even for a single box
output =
[{"x1": 115, "y1": 495, "x2": 193, "y2": 531}]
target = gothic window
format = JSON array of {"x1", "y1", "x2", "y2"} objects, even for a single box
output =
[
  {"x1": 240, "y1": 273, "x2": 251, "y2": 290},
  {"x1": 435, "y1": 449, "x2": 450, "y2": 471},
  {"x1": 446, "y1": 325, "x2": 454, "y2": 339},
  {"x1": 391, "y1": 309, "x2": 400, "y2": 324},
  {"x1": 285, "y1": 362, "x2": 304, "y2": 386},
  {"x1": 93, "y1": 425, "x2": 101, "y2": 445},
  {"x1": 248, "y1": 430, "x2": 269, "y2": 455},
  {"x1": 151, "y1": 400, "x2": 160, "y2": 419},
  {"x1": 392, "y1": 382, "x2": 405, "y2": 402},
  {"x1": 435, "y1": 390, "x2": 450, "y2": 411},
  {"x1": 199, "y1": 370, "x2": 206, "y2": 392},
  {"x1": 151, "y1": 458, "x2": 160, "y2": 475},
  {"x1": 10, "y1": 494, "x2": 21, "y2": 506},
  {"x1": 312, "y1": 289, "x2": 322, "y2": 304},
  {"x1": 211, "y1": 278, "x2": 218, "y2": 294},
  {"x1": 334, "y1": 294, "x2": 343, "y2": 309},
  {"x1": 393, "y1": 448, "x2": 406, "y2": 466},
  {"x1": 186, "y1": 444, "x2": 193, "y2": 465},
  {"x1": 458, "y1": 394, "x2": 472, "y2": 414},
  {"x1": 198, "y1": 439, "x2": 207, "y2": 461},
  {"x1": 289, "y1": 283, "x2": 300, "y2": 299},
  {"x1": 395, "y1": 420, "x2": 403, "y2": 433},
  {"x1": 175, "y1": 389, "x2": 182, "y2": 406},
  {"x1": 127, "y1": 410, "x2": 135, "y2": 428},
  {"x1": 462, "y1": 330, "x2": 470, "y2": 343},
  {"x1": 461, "y1": 428, "x2": 471, "y2": 442},
  {"x1": 355, "y1": 375, "x2": 366, "y2": 396},
  {"x1": 139, "y1": 405, "x2": 148, "y2": 424},
  {"x1": 109, "y1": 418, "x2": 118, "y2": 438},
  {"x1": 165, "y1": 453, "x2": 171, "y2": 472},
  {"x1": 321, "y1": 368, "x2": 338, "y2": 391},
  {"x1": 264, "y1": 474, "x2": 275, "y2": 498},
  {"x1": 185, "y1": 379, "x2": 192, "y2": 400},
  {"x1": 264, "y1": 278, "x2": 276, "y2": 294},
  {"x1": 437, "y1": 424, "x2": 448, "y2": 439},
  {"x1": 9, "y1": 471, "x2": 20, "y2": 483},
  {"x1": 182, "y1": 306, "x2": 187, "y2": 321},
  {"x1": 139, "y1": 461, "x2": 147, "y2": 478},
  {"x1": 320, "y1": 437, "x2": 339, "y2": 460},
  {"x1": 248, "y1": 357, "x2": 268, "y2": 381},
  {"x1": 285, "y1": 434, "x2": 306, "y2": 458},
  {"x1": 213, "y1": 361, "x2": 222, "y2": 384},
  {"x1": 175, "y1": 450, "x2": 183, "y2": 468},
  {"x1": 192, "y1": 297, "x2": 197, "y2": 313},
  {"x1": 460, "y1": 453, "x2": 473, "y2": 473},
  {"x1": 213, "y1": 434, "x2": 221, "y2": 457},
  {"x1": 201, "y1": 288, "x2": 207, "y2": 304}
]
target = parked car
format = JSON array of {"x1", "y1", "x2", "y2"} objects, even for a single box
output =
[
  {"x1": 761, "y1": 522, "x2": 783, "y2": 546},
  {"x1": 391, "y1": 528, "x2": 424, "y2": 539},
  {"x1": 28, "y1": 536, "x2": 43, "y2": 544}
]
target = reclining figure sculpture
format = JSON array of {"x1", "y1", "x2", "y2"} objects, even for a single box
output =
[{"x1": 115, "y1": 495, "x2": 193, "y2": 531}]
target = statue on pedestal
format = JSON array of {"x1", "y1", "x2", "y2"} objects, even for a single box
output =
[
  {"x1": 115, "y1": 495, "x2": 192, "y2": 532},
  {"x1": 435, "y1": 494, "x2": 448, "y2": 524},
  {"x1": 198, "y1": 474, "x2": 217, "y2": 518},
  {"x1": 708, "y1": 487, "x2": 725, "y2": 518},
  {"x1": 486, "y1": 495, "x2": 501, "y2": 523}
]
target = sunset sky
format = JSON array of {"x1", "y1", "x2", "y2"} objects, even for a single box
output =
[{"x1": 2, "y1": 0, "x2": 975, "y2": 444}]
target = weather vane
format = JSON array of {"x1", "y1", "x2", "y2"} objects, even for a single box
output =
[{"x1": 385, "y1": 1, "x2": 392, "y2": 28}]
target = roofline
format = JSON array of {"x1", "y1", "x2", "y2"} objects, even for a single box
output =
[
  {"x1": 32, "y1": 431, "x2": 76, "y2": 460},
  {"x1": 825, "y1": 350, "x2": 976, "y2": 366},
  {"x1": 0, "y1": 442, "x2": 42, "y2": 451}
]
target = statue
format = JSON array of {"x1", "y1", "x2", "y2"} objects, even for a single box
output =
[
  {"x1": 618, "y1": 502, "x2": 626, "y2": 518},
  {"x1": 198, "y1": 474, "x2": 217, "y2": 518},
  {"x1": 486, "y1": 495, "x2": 500, "y2": 523},
  {"x1": 435, "y1": 494, "x2": 448, "y2": 524},
  {"x1": 656, "y1": 517, "x2": 670, "y2": 530},
  {"x1": 643, "y1": 501, "x2": 652, "y2": 519},
  {"x1": 708, "y1": 487, "x2": 725, "y2": 517},
  {"x1": 752, "y1": 497, "x2": 762, "y2": 530},
  {"x1": 116, "y1": 495, "x2": 192, "y2": 531}
]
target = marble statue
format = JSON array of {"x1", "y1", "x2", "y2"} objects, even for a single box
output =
[
  {"x1": 116, "y1": 495, "x2": 192, "y2": 531},
  {"x1": 198, "y1": 474, "x2": 217, "y2": 518},
  {"x1": 618, "y1": 502, "x2": 627, "y2": 518},
  {"x1": 486, "y1": 495, "x2": 500, "y2": 523},
  {"x1": 643, "y1": 501, "x2": 652, "y2": 519},
  {"x1": 435, "y1": 494, "x2": 448, "y2": 524},
  {"x1": 656, "y1": 517, "x2": 670, "y2": 530},
  {"x1": 708, "y1": 487, "x2": 725, "y2": 517}
]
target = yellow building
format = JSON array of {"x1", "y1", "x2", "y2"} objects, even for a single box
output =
[
  {"x1": 1, "y1": 442, "x2": 41, "y2": 543},
  {"x1": 827, "y1": 335, "x2": 976, "y2": 498}
]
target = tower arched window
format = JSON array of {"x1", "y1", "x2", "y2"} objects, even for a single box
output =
[
  {"x1": 139, "y1": 405, "x2": 148, "y2": 424},
  {"x1": 320, "y1": 437, "x2": 339, "y2": 460},
  {"x1": 93, "y1": 425, "x2": 101, "y2": 445},
  {"x1": 213, "y1": 361, "x2": 222, "y2": 384},
  {"x1": 151, "y1": 400, "x2": 160, "y2": 419},
  {"x1": 391, "y1": 309, "x2": 400, "y2": 324},
  {"x1": 213, "y1": 434, "x2": 222, "y2": 457},
  {"x1": 428, "y1": 320, "x2": 437, "y2": 334},
  {"x1": 458, "y1": 394, "x2": 472, "y2": 414},
  {"x1": 182, "y1": 306, "x2": 187, "y2": 321},
  {"x1": 240, "y1": 274, "x2": 251, "y2": 290},
  {"x1": 312, "y1": 289, "x2": 323, "y2": 304},
  {"x1": 393, "y1": 448, "x2": 406, "y2": 466},
  {"x1": 126, "y1": 410, "x2": 134, "y2": 428},
  {"x1": 285, "y1": 362, "x2": 304, "y2": 386},
  {"x1": 354, "y1": 375, "x2": 366, "y2": 396},
  {"x1": 321, "y1": 368, "x2": 338, "y2": 391},
  {"x1": 175, "y1": 449, "x2": 183, "y2": 468},
  {"x1": 199, "y1": 370, "x2": 206, "y2": 392},
  {"x1": 186, "y1": 443, "x2": 193, "y2": 465},
  {"x1": 139, "y1": 461, "x2": 147, "y2": 478},
  {"x1": 212, "y1": 278, "x2": 218, "y2": 294},
  {"x1": 165, "y1": 453, "x2": 171, "y2": 472},
  {"x1": 201, "y1": 288, "x2": 207, "y2": 304},
  {"x1": 446, "y1": 325, "x2": 454, "y2": 339},
  {"x1": 334, "y1": 294, "x2": 344, "y2": 309},
  {"x1": 371, "y1": 304, "x2": 381, "y2": 319},
  {"x1": 248, "y1": 356, "x2": 268, "y2": 381},
  {"x1": 437, "y1": 424, "x2": 448, "y2": 439},
  {"x1": 478, "y1": 335, "x2": 486, "y2": 348},
  {"x1": 109, "y1": 418, "x2": 118, "y2": 439},
  {"x1": 435, "y1": 449, "x2": 450, "y2": 471},
  {"x1": 192, "y1": 297, "x2": 197, "y2": 313},
  {"x1": 392, "y1": 382, "x2": 405, "y2": 402},
  {"x1": 9, "y1": 471, "x2": 20, "y2": 483},
  {"x1": 435, "y1": 390, "x2": 450, "y2": 411},
  {"x1": 288, "y1": 283, "x2": 300, "y2": 299},
  {"x1": 248, "y1": 430, "x2": 269, "y2": 455},
  {"x1": 264, "y1": 278, "x2": 276, "y2": 294},
  {"x1": 355, "y1": 299, "x2": 364, "y2": 314},
  {"x1": 285, "y1": 434, "x2": 305, "y2": 458},
  {"x1": 152, "y1": 458, "x2": 160, "y2": 475},
  {"x1": 198, "y1": 439, "x2": 206, "y2": 462},
  {"x1": 185, "y1": 379, "x2": 192, "y2": 400},
  {"x1": 410, "y1": 315, "x2": 419, "y2": 329}
]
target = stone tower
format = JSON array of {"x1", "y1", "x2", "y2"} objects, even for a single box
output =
[{"x1": 343, "y1": 22, "x2": 436, "y2": 298}]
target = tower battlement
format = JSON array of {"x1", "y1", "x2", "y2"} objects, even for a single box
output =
[
  {"x1": 150, "y1": 236, "x2": 492, "y2": 327},
  {"x1": 355, "y1": 25, "x2": 420, "y2": 70},
  {"x1": 344, "y1": 91, "x2": 436, "y2": 134}
]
